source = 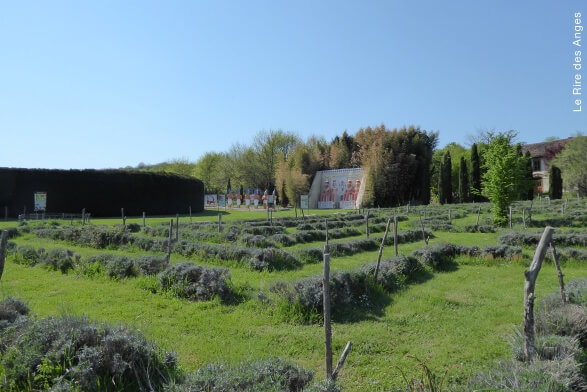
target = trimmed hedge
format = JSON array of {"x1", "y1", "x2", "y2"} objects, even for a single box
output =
[
  {"x1": 499, "y1": 231, "x2": 587, "y2": 247},
  {"x1": 0, "y1": 167, "x2": 204, "y2": 217}
]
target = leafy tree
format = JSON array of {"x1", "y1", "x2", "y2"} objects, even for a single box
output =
[
  {"x1": 481, "y1": 131, "x2": 530, "y2": 225},
  {"x1": 458, "y1": 156, "x2": 470, "y2": 202},
  {"x1": 524, "y1": 151, "x2": 534, "y2": 200},
  {"x1": 552, "y1": 134, "x2": 587, "y2": 196},
  {"x1": 470, "y1": 143, "x2": 482, "y2": 202},
  {"x1": 548, "y1": 165, "x2": 562, "y2": 199}
]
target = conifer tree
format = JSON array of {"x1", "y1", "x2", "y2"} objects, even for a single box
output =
[
  {"x1": 439, "y1": 152, "x2": 452, "y2": 204},
  {"x1": 549, "y1": 165, "x2": 563, "y2": 199},
  {"x1": 470, "y1": 143, "x2": 482, "y2": 202},
  {"x1": 459, "y1": 156, "x2": 469, "y2": 202}
]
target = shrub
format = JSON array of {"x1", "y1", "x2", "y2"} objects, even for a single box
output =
[
  {"x1": 126, "y1": 223, "x2": 141, "y2": 233},
  {"x1": 84, "y1": 254, "x2": 139, "y2": 279},
  {"x1": 412, "y1": 243, "x2": 479, "y2": 268},
  {"x1": 249, "y1": 248, "x2": 301, "y2": 271},
  {"x1": 170, "y1": 358, "x2": 313, "y2": 392},
  {"x1": 41, "y1": 248, "x2": 79, "y2": 273},
  {"x1": 13, "y1": 245, "x2": 44, "y2": 266},
  {"x1": 360, "y1": 256, "x2": 423, "y2": 292},
  {"x1": 481, "y1": 245, "x2": 522, "y2": 259},
  {"x1": 159, "y1": 262, "x2": 231, "y2": 301},
  {"x1": 0, "y1": 298, "x2": 29, "y2": 329},
  {"x1": 0, "y1": 314, "x2": 177, "y2": 391},
  {"x1": 136, "y1": 255, "x2": 169, "y2": 275},
  {"x1": 463, "y1": 224, "x2": 496, "y2": 233}
]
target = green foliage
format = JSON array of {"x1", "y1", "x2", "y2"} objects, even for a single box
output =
[
  {"x1": 552, "y1": 134, "x2": 587, "y2": 196},
  {"x1": 438, "y1": 152, "x2": 452, "y2": 204},
  {"x1": 481, "y1": 132, "x2": 531, "y2": 225},
  {"x1": 470, "y1": 143, "x2": 483, "y2": 202},
  {"x1": 458, "y1": 157, "x2": 469, "y2": 203},
  {"x1": 158, "y1": 262, "x2": 232, "y2": 301},
  {"x1": 549, "y1": 165, "x2": 563, "y2": 199}
]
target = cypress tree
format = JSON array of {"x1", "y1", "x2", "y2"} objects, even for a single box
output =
[
  {"x1": 470, "y1": 144, "x2": 482, "y2": 202},
  {"x1": 459, "y1": 156, "x2": 470, "y2": 203},
  {"x1": 524, "y1": 151, "x2": 534, "y2": 200},
  {"x1": 440, "y1": 152, "x2": 452, "y2": 204},
  {"x1": 549, "y1": 165, "x2": 563, "y2": 199}
]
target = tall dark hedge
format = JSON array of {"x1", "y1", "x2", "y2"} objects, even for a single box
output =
[
  {"x1": 549, "y1": 165, "x2": 563, "y2": 200},
  {"x1": 524, "y1": 151, "x2": 534, "y2": 200},
  {"x1": 0, "y1": 168, "x2": 204, "y2": 217}
]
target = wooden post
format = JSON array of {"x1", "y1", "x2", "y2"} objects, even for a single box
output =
[
  {"x1": 365, "y1": 210, "x2": 370, "y2": 239},
  {"x1": 142, "y1": 212, "x2": 146, "y2": 229},
  {"x1": 295, "y1": 205, "x2": 298, "y2": 219},
  {"x1": 218, "y1": 213, "x2": 222, "y2": 233},
  {"x1": 175, "y1": 214, "x2": 179, "y2": 242},
  {"x1": 448, "y1": 209, "x2": 452, "y2": 224},
  {"x1": 529, "y1": 200, "x2": 533, "y2": 224},
  {"x1": 81, "y1": 208, "x2": 86, "y2": 227},
  {"x1": 550, "y1": 241, "x2": 567, "y2": 305},
  {"x1": 374, "y1": 217, "x2": 392, "y2": 281},
  {"x1": 419, "y1": 212, "x2": 429, "y2": 246},
  {"x1": 332, "y1": 341, "x2": 352, "y2": 382},
  {"x1": 167, "y1": 219, "x2": 173, "y2": 261},
  {"x1": 0, "y1": 230, "x2": 8, "y2": 282},
  {"x1": 523, "y1": 226, "x2": 554, "y2": 362},
  {"x1": 301, "y1": 207, "x2": 305, "y2": 220},
  {"x1": 561, "y1": 204, "x2": 565, "y2": 215},
  {"x1": 323, "y1": 237, "x2": 332, "y2": 380},
  {"x1": 189, "y1": 206, "x2": 192, "y2": 223},
  {"x1": 522, "y1": 208, "x2": 526, "y2": 230},
  {"x1": 393, "y1": 215, "x2": 399, "y2": 256},
  {"x1": 121, "y1": 208, "x2": 125, "y2": 227},
  {"x1": 270, "y1": 210, "x2": 273, "y2": 226},
  {"x1": 4, "y1": 206, "x2": 7, "y2": 221},
  {"x1": 509, "y1": 206, "x2": 512, "y2": 229}
]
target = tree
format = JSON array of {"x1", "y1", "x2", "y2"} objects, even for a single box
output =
[
  {"x1": 470, "y1": 143, "x2": 483, "y2": 202},
  {"x1": 458, "y1": 156, "x2": 470, "y2": 202},
  {"x1": 549, "y1": 165, "x2": 563, "y2": 199},
  {"x1": 552, "y1": 134, "x2": 587, "y2": 196},
  {"x1": 524, "y1": 151, "x2": 534, "y2": 200},
  {"x1": 481, "y1": 131, "x2": 530, "y2": 225},
  {"x1": 439, "y1": 152, "x2": 452, "y2": 204}
]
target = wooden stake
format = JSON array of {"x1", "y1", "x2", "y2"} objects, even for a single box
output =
[
  {"x1": 509, "y1": 206, "x2": 513, "y2": 229},
  {"x1": 175, "y1": 214, "x2": 179, "y2": 242},
  {"x1": 332, "y1": 341, "x2": 352, "y2": 382},
  {"x1": 550, "y1": 241, "x2": 567, "y2": 305},
  {"x1": 523, "y1": 226, "x2": 554, "y2": 362},
  {"x1": 476, "y1": 207, "x2": 481, "y2": 226},
  {"x1": 142, "y1": 212, "x2": 146, "y2": 228},
  {"x1": 167, "y1": 219, "x2": 173, "y2": 261},
  {"x1": 121, "y1": 208, "x2": 125, "y2": 227},
  {"x1": 365, "y1": 210, "x2": 370, "y2": 239},
  {"x1": 374, "y1": 217, "x2": 392, "y2": 281},
  {"x1": 419, "y1": 212, "x2": 429, "y2": 246},
  {"x1": 81, "y1": 208, "x2": 86, "y2": 227},
  {"x1": 218, "y1": 213, "x2": 222, "y2": 233},
  {"x1": 522, "y1": 208, "x2": 526, "y2": 230},
  {"x1": 323, "y1": 238, "x2": 332, "y2": 380},
  {"x1": 393, "y1": 214, "x2": 398, "y2": 256},
  {"x1": 0, "y1": 230, "x2": 8, "y2": 282},
  {"x1": 189, "y1": 206, "x2": 192, "y2": 222}
]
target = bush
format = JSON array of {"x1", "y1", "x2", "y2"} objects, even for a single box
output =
[
  {"x1": 0, "y1": 314, "x2": 178, "y2": 391},
  {"x1": 41, "y1": 248, "x2": 79, "y2": 273},
  {"x1": 0, "y1": 298, "x2": 29, "y2": 329},
  {"x1": 172, "y1": 358, "x2": 314, "y2": 392},
  {"x1": 463, "y1": 224, "x2": 496, "y2": 233},
  {"x1": 136, "y1": 255, "x2": 169, "y2": 275},
  {"x1": 499, "y1": 231, "x2": 587, "y2": 247},
  {"x1": 412, "y1": 243, "x2": 479, "y2": 268},
  {"x1": 481, "y1": 245, "x2": 522, "y2": 259},
  {"x1": 249, "y1": 248, "x2": 301, "y2": 271},
  {"x1": 360, "y1": 256, "x2": 423, "y2": 292},
  {"x1": 13, "y1": 245, "x2": 44, "y2": 266},
  {"x1": 159, "y1": 262, "x2": 231, "y2": 301},
  {"x1": 126, "y1": 223, "x2": 141, "y2": 233}
]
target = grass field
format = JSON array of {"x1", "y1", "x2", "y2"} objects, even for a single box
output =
[{"x1": 0, "y1": 200, "x2": 585, "y2": 390}]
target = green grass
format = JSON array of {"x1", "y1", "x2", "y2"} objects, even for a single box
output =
[{"x1": 0, "y1": 202, "x2": 585, "y2": 390}]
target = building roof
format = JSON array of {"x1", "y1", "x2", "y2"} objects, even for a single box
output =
[{"x1": 521, "y1": 138, "x2": 573, "y2": 158}]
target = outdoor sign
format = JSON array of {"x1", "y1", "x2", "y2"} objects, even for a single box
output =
[
  {"x1": 300, "y1": 195, "x2": 309, "y2": 210},
  {"x1": 267, "y1": 195, "x2": 274, "y2": 205},
  {"x1": 218, "y1": 194, "x2": 226, "y2": 207},
  {"x1": 34, "y1": 192, "x2": 47, "y2": 211},
  {"x1": 318, "y1": 169, "x2": 363, "y2": 209},
  {"x1": 205, "y1": 194, "x2": 218, "y2": 207}
]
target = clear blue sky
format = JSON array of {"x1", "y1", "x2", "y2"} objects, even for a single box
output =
[{"x1": 1, "y1": 1, "x2": 584, "y2": 169}]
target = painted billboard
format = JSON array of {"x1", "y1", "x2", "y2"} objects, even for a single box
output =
[{"x1": 317, "y1": 169, "x2": 363, "y2": 209}]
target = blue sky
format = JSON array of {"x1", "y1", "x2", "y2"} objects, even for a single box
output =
[{"x1": 1, "y1": 1, "x2": 584, "y2": 169}]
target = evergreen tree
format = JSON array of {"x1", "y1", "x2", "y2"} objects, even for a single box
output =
[
  {"x1": 439, "y1": 152, "x2": 452, "y2": 204},
  {"x1": 227, "y1": 178, "x2": 231, "y2": 195},
  {"x1": 458, "y1": 156, "x2": 469, "y2": 202},
  {"x1": 549, "y1": 165, "x2": 563, "y2": 199},
  {"x1": 470, "y1": 143, "x2": 482, "y2": 202}
]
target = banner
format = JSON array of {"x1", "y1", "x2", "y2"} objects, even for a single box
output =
[
  {"x1": 318, "y1": 169, "x2": 363, "y2": 209},
  {"x1": 205, "y1": 194, "x2": 218, "y2": 207},
  {"x1": 218, "y1": 194, "x2": 226, "y2": 207},
  {"x1": 34, "y1": 192, "x2": 47, "y2": 211},
  {"x1": 300, "y1": 195, "x2": 309, "y2": 210}
]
